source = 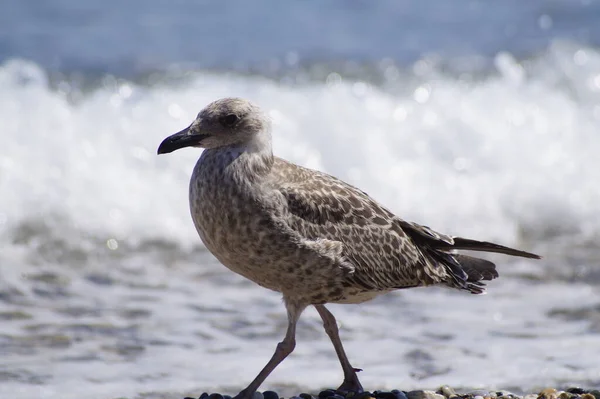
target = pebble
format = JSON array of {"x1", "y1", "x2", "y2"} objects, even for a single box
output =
[
  {"x1": 439, "y1": 386, "x2": 458, "y2": 398},
  {"x1": 375, "y1": 391, "x2": 402, "y2": 399},
  {"x1": 182, "y1": 386, "x2": 600, "y2": 399},
  {"x1": 468, "y1": 391, "x2": 493, "y2": 397},
  {"x1": 566, "y1": 389, "x2": 588, "y2": 395},
  {"x1": 319, "y1": 390, "x2": 338, "y2": 399},
  {"x1": 538, "y1": 388, "x2": 558, "y2": 399},
  {"x1": 407, "y1": 390, "x2": 445, "y2": 399}
]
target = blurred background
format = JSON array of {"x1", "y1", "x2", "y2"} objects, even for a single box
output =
[{"x1": 1, "y1": 1, "x2": 600, "y2": 398}]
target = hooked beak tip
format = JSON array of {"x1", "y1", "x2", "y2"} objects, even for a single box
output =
[{"x1": 157, "y1": 126, "x2": 205, "y2": 155}]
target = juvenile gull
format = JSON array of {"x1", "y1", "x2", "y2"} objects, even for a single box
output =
[{"x1": 157, "y1": 97, "x2": 540, "y2": 398}]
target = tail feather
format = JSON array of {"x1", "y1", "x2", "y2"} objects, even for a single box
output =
[
  {"x1": 397, "y1": 220, "x2": 541, "y2": 259},
  {"x1": 450, "y1": 237, "x2": 541, "y2": 259},
  {"x1": 397, "y1": 220, "x2": 541, "y2": 294},
  {"x1": 427, "y1": 251, "x2": 497, "y2": 294},
  {"x1": 453, "y1": 254, "x2": 499, "y2": 282}
]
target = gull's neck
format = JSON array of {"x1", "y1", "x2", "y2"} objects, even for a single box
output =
[
  {"x1": 203, "y1": 128, "x2": 274, "y2": 182},
  {"x1": 238, "y1": 127, "x2": 273, "y2": 157}
]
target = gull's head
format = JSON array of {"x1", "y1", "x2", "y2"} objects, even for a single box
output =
[{"x1": 157, "y1": 97, "x2": 270, "y2": 154}]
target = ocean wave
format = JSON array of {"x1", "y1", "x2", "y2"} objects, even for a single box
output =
[{"x1": 1, "y1": 42, "x2": 599, "y2": 264}]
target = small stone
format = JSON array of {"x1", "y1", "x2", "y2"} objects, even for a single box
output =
[
  {"x1": 539, "y1": 389, "x2": 558, "y2": 399},
  {"x1": 407, "y1": 390, "x2": 445, "y2": 399},
  {"x1": 589, "y1": 391, "x2": 600, "y2": 399},
  {"x1": 582, "y1": 394, "x2": 596, "y2": 399},
  {"x1": 319, "y1": 390, "x2": 337, "y2": 399},
  {"x1": 299, "y1": 393, "x2": 314, "y2": 399},
  {"x1": 425, "y1": 392, "x2": 444, "y2": 399},
  {"x1": 392, "y1": 391, "x2": 408, "y2": 399},
  {"x1": 208, "y1": 394, "x2": 224, "y2": 399},
  {"x1": 376, "y1": 392, "x2": 400, "y2": 399},
  {"x1": 496, "y1": 392, "x2": 515, "y2": 398},
  {"x1": 223, "y1": 396, "x2": 232, "y2": 399},
  {"x1": 474, "y1": 395, "x2": 484, "y2": 399},
  {"x1": 252, "y1": 392, "x2": 264, "y2": 399},
  {"x1": 566, "y1": 389, "x2": 587, "y2": 395},
  {"x1": 183, "y1": 397, "x2": 196, "y2": 399},
  {"x1": 263, "y1": 391, "x2": 280, "y2": 399},
  {"x1": 523, "y1": 395, "x2": 538, "y2": 399},
  {"x1": 355, "y1": 393, "x2": 375, "y2": 399},
  {"x1": 559, "y1": 393, "x2": 576, "y2": 399},
  {"x1": 406, "y1": 392, "x2": 423, "y2": 399},
  {"x1": 199, "y1": 393, "x2": 209, "y2": 399},
  {"x1": 439, "y1": 387, "x2": 458, "y2": 398},
  {"x1": 468, "y1": 391, "x2": 490, "y2": 397}
]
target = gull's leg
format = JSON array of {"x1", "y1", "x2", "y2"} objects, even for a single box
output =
[
  {"x1": 233, "y1": 299, "x2": 307, "y2": 399},
  {"x1": 314, "y1": 304, "x2": 363, "y2": 393}
]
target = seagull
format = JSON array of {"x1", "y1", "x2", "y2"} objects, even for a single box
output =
[{"x1": 157, "y1": 97, "x2": 540, "y2": 399}]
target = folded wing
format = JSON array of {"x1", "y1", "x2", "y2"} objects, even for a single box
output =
[{"x1": 271, "y1": 157, "x2": 540, "y2": 295}]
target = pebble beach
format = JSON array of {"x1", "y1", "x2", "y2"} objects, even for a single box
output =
[{"x1": 182, "y1": 387, "x2": 600, "y2": 399}]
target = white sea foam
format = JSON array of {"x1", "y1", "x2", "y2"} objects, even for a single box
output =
[{"x1": 2, "y1": 43, "x2": 600, "y2": 253}]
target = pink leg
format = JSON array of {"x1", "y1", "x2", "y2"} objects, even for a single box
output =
[
  {"x1": 315, "y1": 304, "x2": 363, "y2": 393},
  {"x1": 233, "y1": 299, "x2": 306, "y2": 399}
]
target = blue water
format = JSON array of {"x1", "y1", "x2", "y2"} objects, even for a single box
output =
[
  {"x1": 2, "y1": 2, "x2": 600, "y2": 399},
  {"x1": 2, "y1": 0, "x2": 599, "y2": 76}
]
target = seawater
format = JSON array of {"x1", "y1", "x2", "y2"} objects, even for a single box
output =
[{"x1": 1, "y1": 38, "x2": 600, "y2": 399}]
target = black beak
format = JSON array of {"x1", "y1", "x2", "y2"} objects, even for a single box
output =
[{"x1": 157, "y1": 126, "x2": 208, "y2": 154}]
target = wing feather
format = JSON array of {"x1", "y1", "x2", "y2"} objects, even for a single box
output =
[
  {"x1": 270, "y1": 158, "x2": 445, "y2": 291},
  {"x1": 269, "y1": 157, "x2": 539, "y2": 295}
]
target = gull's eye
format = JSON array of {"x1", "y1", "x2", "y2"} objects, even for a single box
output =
[{"x1": 220, "y1": 114, "x2": 239, "y2": 127}]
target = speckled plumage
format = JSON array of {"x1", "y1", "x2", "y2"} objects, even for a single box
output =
[{"x1": 157, "y1": 97, "x2": 540, "y2": 399}]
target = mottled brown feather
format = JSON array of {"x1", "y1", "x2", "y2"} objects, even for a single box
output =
[
  {"x1": 272, "y1": 158, "x2": 456, "y2": 294},
  {"x1": 270, "y1": 157, "x2": 537, "y2": 298}
]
